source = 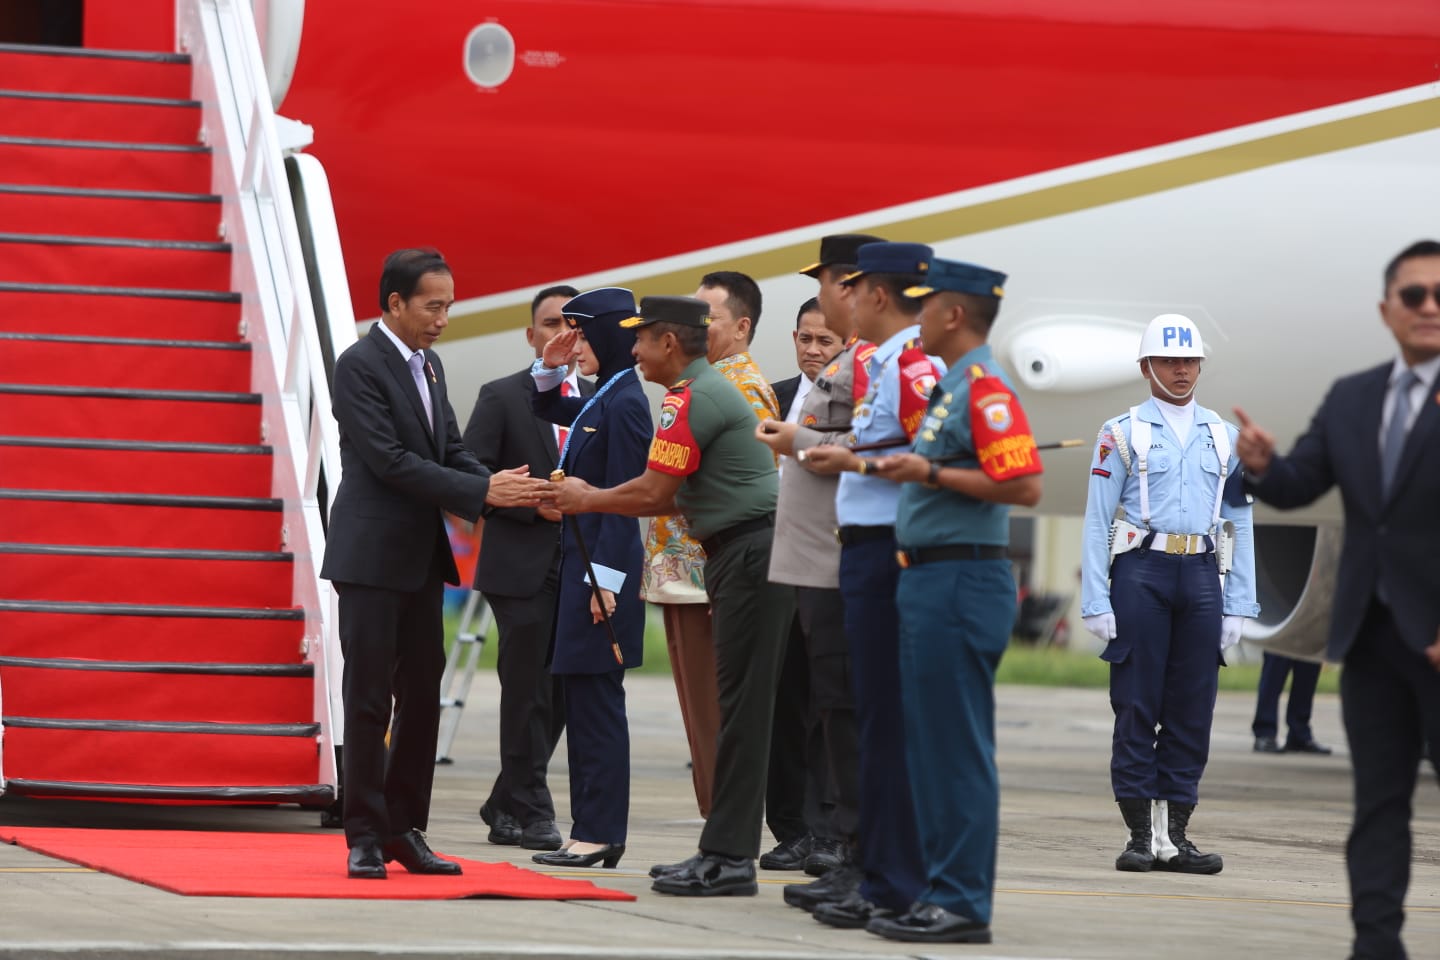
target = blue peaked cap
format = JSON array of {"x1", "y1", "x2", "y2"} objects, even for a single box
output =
[
  {"x1": 904, "y1": 257, "x2": 1007, "y2": 299},
  {"x1": 561, "y1": 287, "x2": 639, "y2": 381},
  {"x1": 840, "y1": 242, "x2": 934, "y2": 284},
  {"x1": 562, "y1": 286, "x2": 637, "y2": 322}
]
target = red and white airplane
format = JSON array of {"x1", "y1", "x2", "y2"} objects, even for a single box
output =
[{"x1": 94, "y1": 0, "x2": 1440, "y2": 655}]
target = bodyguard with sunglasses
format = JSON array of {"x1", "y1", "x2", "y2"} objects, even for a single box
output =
[{"x1": 1234, "y1": 239, "x2": 1440, "y2": 960}]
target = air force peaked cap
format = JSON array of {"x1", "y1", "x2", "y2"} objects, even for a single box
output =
[
  {"x1": 798, "y1": 233, "x2": 886, "y2": 277},
  {"x1": 904, "y1": 257, "x2": 1007, "y2": 299},
  {"x1": 840, "y1": 241, "x2": 935, "y2": 285},
  {"x1": 562, "y1": 287, "x2": 637, "y2": 324},
  {"x1": 619, "y1": 295, "x2": 713, "y2": 329}
]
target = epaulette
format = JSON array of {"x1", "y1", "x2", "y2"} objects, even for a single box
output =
[
  {"x1": 966, "y1": 363, "x2": 989, "y2": 382},
  {"x1": 904, "y1": 337, "x2": 921, "y2": 351},
  {"x1": 668, "y1": 378, "x2": 694, "y2": 392}
]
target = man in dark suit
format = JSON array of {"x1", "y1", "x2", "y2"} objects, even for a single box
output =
[
  {"x1": 463, "y1": 284, "x2": 592, "y2": 851},
  {"x1": 1235, "y1": 239, "x2": 1440, "y2": 960},
  {"x1": 321, "y1": 248, "x2": 547, "y2": 880}
]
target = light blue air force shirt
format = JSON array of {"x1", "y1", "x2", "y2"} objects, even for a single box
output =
[
  {"x1": 835, "y1": 325, "x2": 946, "y2": 527},
  {"x1": 1080, "y1": 397, "x2": 1259, "y2": 618}
]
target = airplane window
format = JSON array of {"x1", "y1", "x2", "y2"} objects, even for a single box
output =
[{"x1": 464, "y1": 22, "x2": 515, "y2": 89}]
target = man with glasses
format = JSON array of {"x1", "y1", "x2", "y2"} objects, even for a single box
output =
[
  {"x1": 1234, "y1": 240, "x2": 1440, "y2": 960},
  {"x1": 1079, "y1": 313, "x2": 1257, "y2": 877}
]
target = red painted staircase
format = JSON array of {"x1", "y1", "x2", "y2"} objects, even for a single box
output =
[{"x1": 0, "y1": 42, "x2": 329, "y2": 805}]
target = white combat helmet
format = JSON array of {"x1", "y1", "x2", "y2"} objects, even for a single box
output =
[{"x1": 1137, "y1": 313, "x2": 1206, "y2": 360}]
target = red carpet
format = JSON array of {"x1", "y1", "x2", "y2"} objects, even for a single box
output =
[{"x1": 0, "y1": 828, "x2": 636, "y2": 901}]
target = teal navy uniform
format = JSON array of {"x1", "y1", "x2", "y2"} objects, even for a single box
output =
[{"x1": 894, "y1": 342, "x2": 1040, "y2": 928}]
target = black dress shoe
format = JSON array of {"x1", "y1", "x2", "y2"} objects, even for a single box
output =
[
  {"x1": 814, "y1": 892, "x2": 895, "y2": 929},
  {"x1": 782, "y1": 864, "x2": 861, "y2": 912},
  {"x1": 382, "y1": 829, "x2": 462, "y2": 875},
  {"x1": 759, "y1": 834, "x2": 811, "y2": 870},
  {"x1": 1253, "y1": 736, "x2": 1284, "y2": 754},
  {"x1": 531, "y1": 843, "x2": 625, "y2": 869},
  {"x1": 803, "y1": 837, "x2": 847, "y2": 876},
  {"x1": 347, "y1": 843, "x2": 386, "y2": 880},
  {"x1": 866, "y1": 903, "x2": 992, "y2": 944},
  {"x1": 649, "y1": 852, "x2": 702, "y2": 878},
  {"x1": 651, "y1": 851, "x2": 757, "y2": 897},
  {"x1": 520, "y1": 819, "x2": 563, "y2": 851},
  {"x1": 1285, "y1": 738, "x2": 1333, "y2": 755},
  {"x1": 479, "y1": 802, "x2": 522, "y2": 845}
]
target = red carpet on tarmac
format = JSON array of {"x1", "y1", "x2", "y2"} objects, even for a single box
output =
[{"x1": 0, "y1": 827, "x2": 635, "y2": 902}]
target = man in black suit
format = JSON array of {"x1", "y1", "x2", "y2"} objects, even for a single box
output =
[
  {"x1": 1235, "y1": 239, "x2": 1440, "y2": 960},
  {"x1": 463, "y1": 284, "x2": 593, "y2": 851},
  {"x1": 321, "y1": 248, "x2": 547, "y2": 880}
]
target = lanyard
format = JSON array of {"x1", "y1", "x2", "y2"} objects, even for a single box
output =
[{"x1": 558, "y1": 368, "x2": 633, "y2": 468}]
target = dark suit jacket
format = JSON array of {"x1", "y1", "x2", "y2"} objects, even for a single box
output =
[
  {"x1": 533, "y1": 371, "x2": 652, "y2": 673},
  {"x1": 771, "y1": 374, "x2": 802, "y2": 421},
  {"x1": 320, "y1": 325, "x2": 490, "y2": 592},
  {"x1": 1250, "y1": 362, "x2": 1440, "y2": 661},
  {"x1": 463, "y1": 367, "x2": 594, "y2": 597}
]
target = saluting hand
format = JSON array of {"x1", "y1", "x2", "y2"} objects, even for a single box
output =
[
  {"x1": 544, "y1": 475, "x2": 595, "y2": 514},
  {"x1": 541, "y1": 327, "x2": 582, "y2": 370},
  {"x1": 867, "y1": 453, "x2": 929, "y2": 484},
  {"x1": 485, "y1": 465, "x2": 548, "y2": 508},
  {"x1": 1232, "y1": 406, "x2": 1276, "y2": 476}
]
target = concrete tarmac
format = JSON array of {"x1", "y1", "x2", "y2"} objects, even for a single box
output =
[{"x1": 1, "y1": 673, "x2": 1436, "y2": 960}]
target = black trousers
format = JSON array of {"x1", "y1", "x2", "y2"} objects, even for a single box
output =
[
  {"x1": 698, "y1": 527, "x2": 795, "y2": 859},
  {"x1": 337, "y1": 574, "x2": 446, "y2": 849},
  {"x1": 483, "y1": 570, "x2": 565, "y2": 826},
  {"x1": 1341, "y1": 599, "x2": 1440, "y2": 960},
  {"x1": 1251, "y1": 651, "x2": 1321, "y2": 744},
  {"x1": 765, "y1": 603, "x2": 819, "y2": 844},
  {"x1": 796, "y1": 585, "x2": 859, "y2": 840}
]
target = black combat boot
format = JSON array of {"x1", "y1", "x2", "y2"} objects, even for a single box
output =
[
  {"x1": 1115, "y1": 798, "x2": 1154, "y2": 872},
  {"x1": 1156, "y1": 801, "x2": 1223, "y2": 874}
]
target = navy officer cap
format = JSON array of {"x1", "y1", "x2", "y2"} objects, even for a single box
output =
[
  {"x1": 840, "y1": 241, "x2": 935, "y2": 285},
  {"x1": 562, "y1": 287, "x2": 637, "y2": 325},
  {"x1": 619, "y1": 295, "x2": 712, "y2": 329},
  {"x1": 904, "y1": 257, "x2": 1008, "y2": 300},
  {"x1": 798, "y1": 233, "x2": 886, "y2": 277}
]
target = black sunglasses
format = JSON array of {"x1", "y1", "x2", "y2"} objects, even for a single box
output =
[{"x1": 1396, "y1": 284, "x2": 1440, "y2": 309}]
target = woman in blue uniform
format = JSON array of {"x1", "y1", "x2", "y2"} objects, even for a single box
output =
[{"x1": 526, "y1": 287, "x2": 651, "y2": 868}]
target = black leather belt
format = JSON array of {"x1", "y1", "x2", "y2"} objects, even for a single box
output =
[
  {"x1": 699, "y1": 513, "x2": 774, "y2": 557},
  {"x1": 836, "y1": 524, "x2": 894, "y2": 546},
  {"x1": 896, "y1": 544, "x2": 1009, "y2": 568}
]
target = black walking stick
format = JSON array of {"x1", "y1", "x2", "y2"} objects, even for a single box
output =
[{"x1": 550, "y1": 469, "x2": 624, "y2": 666}]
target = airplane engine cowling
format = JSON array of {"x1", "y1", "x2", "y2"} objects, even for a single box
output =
[{"x1": 1242, "y1": 524, "x2": 1340, "y2": 663}]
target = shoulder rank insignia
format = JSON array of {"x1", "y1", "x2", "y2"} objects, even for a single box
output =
[{"x1": 668, "y1": 377, "x2": 694, "y2": 392}]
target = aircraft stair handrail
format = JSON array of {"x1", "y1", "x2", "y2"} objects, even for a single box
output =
[{"x1": 176, "y1": 0, "x2": 345, "y2": 793}]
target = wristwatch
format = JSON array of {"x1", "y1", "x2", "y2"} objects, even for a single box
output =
[
  {"x1": 796, "y1": 449, "x2": 808, "y2": 464},
  {"x1": 924, "y1": 461, "x2": 942, "y2": 488}
]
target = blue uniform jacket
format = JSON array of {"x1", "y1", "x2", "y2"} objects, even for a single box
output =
[
  {"x1": 533, "y1": 369, "x2": 652, "y2": 673},
  {"x1": 1080, "y1": 398, "x2": 1259, "y2": 619}
]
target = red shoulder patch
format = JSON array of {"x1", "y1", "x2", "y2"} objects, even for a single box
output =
[
  {"x1": 852, "y1": 341, "x2": 877, "y2": 403},
  {"x1": 896, "y1": 343, "x2": 939, "y2": 440},
  {"x1": 969, "y1": 376, "x2": 1042, "y2": 481},
  {"x1": 649, "y1": 386, "x2": 700, "y2": 476}
]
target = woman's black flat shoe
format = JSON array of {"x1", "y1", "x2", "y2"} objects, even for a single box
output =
[{"x1": 531, "y1": 844, "x2": 625, "y2": 869}]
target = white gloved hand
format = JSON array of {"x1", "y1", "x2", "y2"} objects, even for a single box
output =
[
  {"x1": 1083, "y1": 613, "x2": 1117, "y2": 642},
  {"x1": 1220, "y1": 615, "x2": 1245, "y2": 651}
]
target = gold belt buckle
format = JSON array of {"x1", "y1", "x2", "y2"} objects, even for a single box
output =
[
  {"x1": 1165, "y1": 533, "x2": 1186, "y2": 555},
  {"x1": 895, "y1": 550, "x2": 911, "y2": 569}
]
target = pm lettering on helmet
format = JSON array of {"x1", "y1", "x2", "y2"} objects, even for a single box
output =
[{"x1": 1164, "y1": 326, "x2": 1193, "y2": 349}]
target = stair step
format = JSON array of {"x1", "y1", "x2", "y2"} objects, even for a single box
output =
[
  {"x1": 0, "y1": 544, "x2": 295, "y2": 608},
  {"x1": 0, "y1": 283, "x2": 241, "y2": 340},
  {"x1": 0, "y1": 490, "x2": 281, "y2": 551},
  {"x1": 0, "y1": 600, "x2": 305, "y2": 664},
  {"x1": 0, "y1": 780, "x2": 332, "y2": 804},
  {"x1": 0, "y1": 332, "x2": 250, "y2": 391},
  {"x1": 0, "y1": 437, "x2": 273, "y2": 497},
  {"x1": 0, "y1": 136, "x2": 211, "y2": 193},
  {"x1": 0, "y1": 724, "x2": 320, "y2": 789},
  {"x1": 0, "y1": 659, "x2": 313, "y2": 724},
  {"x1": 0, "y1": 185, "x2": 221, "y2": 243},
  {"x1": 0, "y1": 385, "x2": 262, "y2": 445},
  {"x1": 0, "y1": 90, "x2": 200, "y2": 145},
  {"x1": 0, "y1": 234, "x2": 231, "y2": 293},
  {"x1": 0, "y1": 44, "x2": 192, "y2": 100}
]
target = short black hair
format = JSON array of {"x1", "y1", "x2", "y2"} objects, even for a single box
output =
[
  {"x1": 795, "y1": 296, "x2": 822, "y2": 328},
  {"x1": 700, "y1": 270, "x2": 763, "y2": 341},
  {"x1": 1383, "y1": 240, "x2": 1440, "y2": 293},
  {"x1": 379, "y1": 247, "x2": 450, "y2": 314},
  {"x1": 649, "y1": 321, "x2": 709, "y2": 358},
  {"x1": 866, "y1": 274, "x2": 923, "y2": 317},
  {"x1": 531, "y1": 284, "x2": 579, "y2": 317},
  {"x1": 950, "y1": 292, "x2": 1001, "y2": 334}
]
